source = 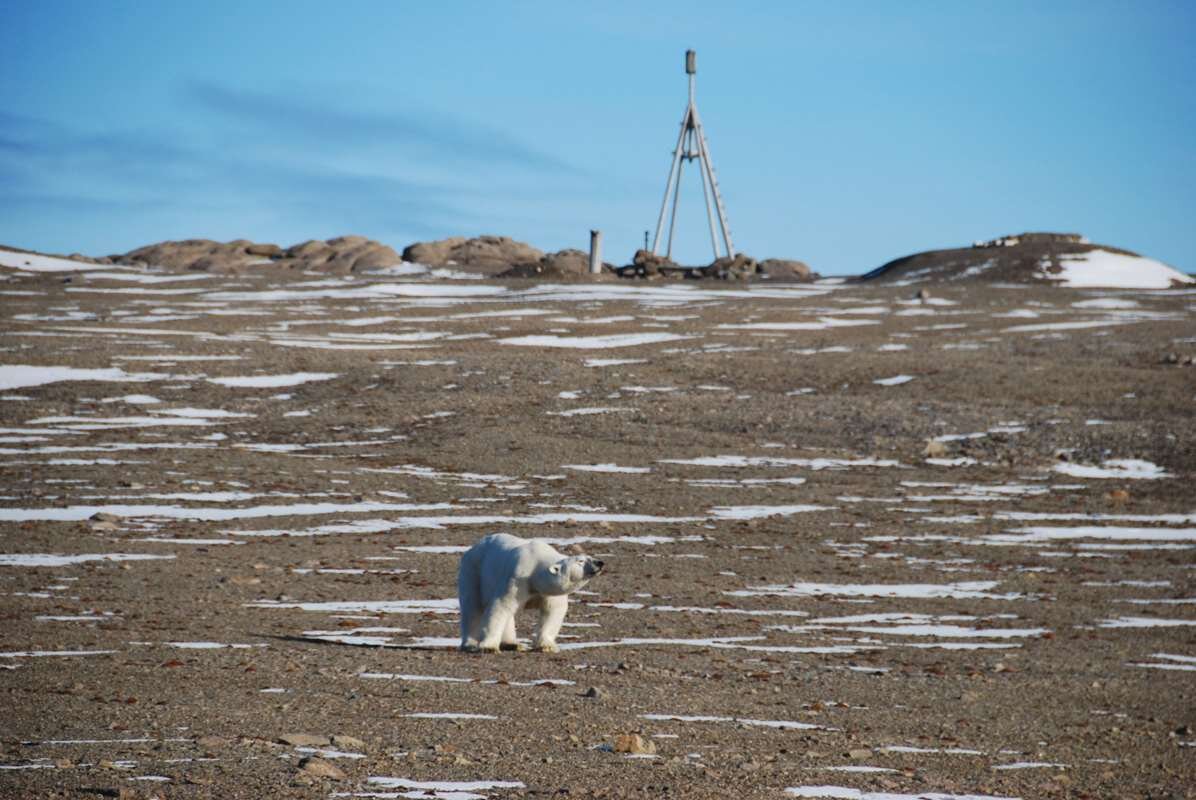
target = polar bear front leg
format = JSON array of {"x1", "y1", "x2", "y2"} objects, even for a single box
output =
[
  {"x1": 532, "y1": 595, "x2": 569, "y2": 653},
  {"x1": 477, "y1": 596, "x2": 518, "y2": 653}
]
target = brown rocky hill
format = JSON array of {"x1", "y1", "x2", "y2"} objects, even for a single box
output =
[{"x1": 861, "y1": 232, "x2": 1191, "y2": 288}]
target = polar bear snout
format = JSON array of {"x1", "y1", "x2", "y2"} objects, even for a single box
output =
[{"x1": 586, "y1": 559, "x2": 605, "y2": 577}]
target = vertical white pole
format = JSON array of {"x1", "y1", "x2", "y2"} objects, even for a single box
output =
[{"x1": 589, "y1": 230, "x2": 602, "y2": 274}]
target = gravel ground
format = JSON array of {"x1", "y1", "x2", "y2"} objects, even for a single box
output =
[{"x1": 1, "y1": 267, "x2": 1193, "y2": 799}]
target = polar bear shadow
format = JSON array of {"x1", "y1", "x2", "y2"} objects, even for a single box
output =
[{"x1": 457, "y1": 533, "x2": 605, "y2": 654}]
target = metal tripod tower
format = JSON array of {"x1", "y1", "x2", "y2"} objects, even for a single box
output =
[{"x1": 651, "y1": 49, "x2": 735, "y2": 261}]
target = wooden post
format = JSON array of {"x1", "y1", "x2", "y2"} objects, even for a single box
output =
[{"x1": 589, "y1": 230, "x2": 602, "y2": 274}]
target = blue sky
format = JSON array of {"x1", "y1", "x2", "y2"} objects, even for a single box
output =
[{"x1": 2, "y1": 1, "x2": 1193, "y2": 274}]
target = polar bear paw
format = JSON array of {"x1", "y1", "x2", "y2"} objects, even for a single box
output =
[{"x1": 533, "y1": 642, "x2": 559, "y2": 654}]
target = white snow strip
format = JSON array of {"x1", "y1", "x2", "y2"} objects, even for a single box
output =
[
  {"x1": 562, "y1": 463, "x2": 651, "y2": 474},
  {"x1": 707, "y1": 504, "x2": 832, "y2": 520},
  {"x1": 584, "y1": 358, "x2": 647, "y2": 367},
  {"x1": 0, "y1": 365, "x2": 172, "y2": 391},
  {"x1": 660, "y1": 455, "x2": 901, "y2": 470},
  {"x1": 1052, "y1": 459, "x2": 1170, "y2": 480},
  {"x1": 1098, "y1": 616, "x2": 1196, "y2": 628},
  {"x1": 728, "y1": 581, "x2": 1020, "y2": 600},
  {"x1": 0, "y1": 650, "x2": 117, "y2": 658},
  {"x1": 500, "y1": 333, "x2": 691, "y2": 349},
  {"x1": 641, "y1": 714, "x2": 826, "y2": 731},
  {"x1": 0, "y1": 553, "x2": 176, "y2": 567},
  {"x1": 785, "y1": 787, "x2": 1019, "y2": 799},
  {"x1": 874, "y1": 375, "x2": 914, "y2": 386},
  {"x1": 717, "y1": 318, "x2": 880, "y2": 331},
  {"x1": 0, "y1": 501, "x2": 458, "y2": 522},
  {"x1": 248, "y1": 599, "x2": 459, "y2": 614},
  {"x1": 547, "y1": 406, "x2": 634, "y2": 417},
  {"x1": 363, "y1": 777, "x2": 525, "y2": 792},
  {"x1": 207, "y1": 372, "x2": 337, "y2": 388}
]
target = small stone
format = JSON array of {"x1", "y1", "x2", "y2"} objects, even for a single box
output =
[
  {"x1": 89, "y1": 521, "x2": 120, "y2": 532},
  {"x1": 613, "y1": 734, "x2": 656, "y2": 755},
  {"x1": 923, "y1": 440, "x2": 948, "y2": 458},
  {"x1": 331, "y1": 734, "x2": 366, "y2": 750},
  {"x1": 583, "y1": 687, "x2": 608, "y2": 700},
  {"x1": 847, "y1": 748, "x2": 872, "y2": 760},
  {"x1": 196, "y1": 735, "x2": 226, "y2": 750},
  {"x1": 278, "y1": 733, "x2": 330, "y2": 747},
  {"x1": 299, "y1": 756, "x2": 346, "y2": 780},
  {"x1": 89, "y1": 512, "x2": 121, "y2": 522}
]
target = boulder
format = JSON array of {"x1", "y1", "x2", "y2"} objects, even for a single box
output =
[
  {"x1": 287, "y1": 240, "x2": 332, "y2": 259},
  {"x1": 245, "y1": 243, "x2": 283, "y2": 258},
  {"x1": 758, "y1": 258, "x2": 816, "y2": 281}
]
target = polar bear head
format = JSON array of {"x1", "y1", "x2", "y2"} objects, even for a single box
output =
[{"x1": 536, "y1": 554, "x2": 605, "y2": 596}]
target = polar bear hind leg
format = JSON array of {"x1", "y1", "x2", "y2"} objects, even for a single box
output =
[
  {"x1": 477, "y1": 596, "x2": 518, "y2": 653},
  {"x1": 532, "y1": 595, "x2": 569, "y2": 653},
  {"x1": 457, "y1": 556, "x2": 484, "y2": 651}
]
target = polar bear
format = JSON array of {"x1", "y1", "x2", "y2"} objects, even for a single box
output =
[{"x1": 458, "y1": 533, "x2": 605, "y2": 653}]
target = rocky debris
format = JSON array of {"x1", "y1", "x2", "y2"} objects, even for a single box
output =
[
  {"x1": 615, "y1": 251, "x2": 815, "y2": 282},
  {"x1": 499, "y1": 249, "x2": 610, "y2": 279},
  {"x1": 619, "y1": 249, "x2": 677, "y2": 278},
  {"x1": 709, "y1": 253, "x2": 759, "y2": 280},
  {"x1": 117, "y1": 236, "x2": 401, "y2": 274},
  {"x1": 298, "y1": 756, "x2": 346, "y2": 780},
  {"x1": 582, "y1": 686, "x2": 608, "y2": 700},
  {"x1": 402, "y1": 235, "x2": 543, "y2": 275},
  {"x1": 1161, "y1": 352, "x2": 1195, "y2": 366},
  {"x1": 612, "y1": 734, "x2": 656, "y2": 755}
]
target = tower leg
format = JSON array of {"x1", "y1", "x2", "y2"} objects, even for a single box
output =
[
  {"x1": 697, "y1": 143, "x2": 721, "y2": 260},
  {"x1": 665, "y1": 127, "x2": 687, "y2": 260},
  {"x1": 651, "y1": 108, "x2": 691, "y2": 256}
]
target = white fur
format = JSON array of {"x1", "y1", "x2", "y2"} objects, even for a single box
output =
[{"x1": 457, "y1": 533, "x2": 604, "y2": 653}]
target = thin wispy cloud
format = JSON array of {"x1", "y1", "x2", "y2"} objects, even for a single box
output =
[{"x1": 186, "y1": 81, "x2": 581, "y2": 174}]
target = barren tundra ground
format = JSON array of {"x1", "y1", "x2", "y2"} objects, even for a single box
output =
[{"x1": 0, "y1": 265, "x2": 1194, "y2": 799}]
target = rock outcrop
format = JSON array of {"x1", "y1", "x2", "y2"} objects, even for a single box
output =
[
  {"x1": 402, "y1": 235, "x2": 543, "y2": 275},
  {"x1": 118, "y1": 236, "x2": 401, "y2": 274}
]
